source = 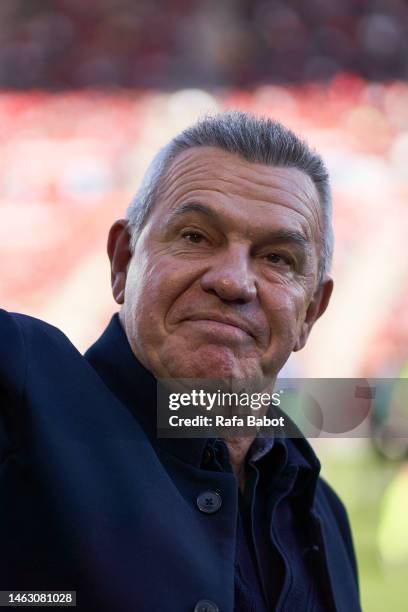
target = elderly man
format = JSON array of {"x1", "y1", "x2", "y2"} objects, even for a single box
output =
[{"x1": 0, "y1": 112, "x2": 360, "y2": 611}]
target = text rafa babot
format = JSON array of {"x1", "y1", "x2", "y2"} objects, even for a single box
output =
[
  {"x1": 168, "y1": 389, "x2": 282, "y2": 411},
  {"x1": 168, "y1": 414, "x2": 286, "y2": 427}
]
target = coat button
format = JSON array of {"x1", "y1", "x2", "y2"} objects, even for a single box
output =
[
  {"x1": 196, "y1": 490, "x2": 222, "y2": 514},
  {"x1": 305, "y1": 543, "x2": 320, "y2": 560},
  {"x1": 193, "y1": 599, "x2": 219, "y2": 612}
]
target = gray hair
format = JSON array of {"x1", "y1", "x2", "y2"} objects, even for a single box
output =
[{"x1": 126, "y1": 111, "x2": 333, "y2": 283}]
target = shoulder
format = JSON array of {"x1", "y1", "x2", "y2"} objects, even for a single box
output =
[
  {"x1": 0, "y1": 309, "x2": 26, "y2": 377},
  {"x1": 0, "y1": 309, "x2": 72, "y2": 353},
  {"x1": 1, "y1": 308, "x2": 79, "y2": 383},
  {"x1": 0, "y1": 310, "x2": 83, "y2": 448},
  {"x1": 0, "y1": 310, "x2": 59, "y2": 399},
  {"x1": 0, "y1": 308, "x2": 73, "y2": 347},
  {"x1": 0, "y1": 309, "x2": 83, "y2": 370}
]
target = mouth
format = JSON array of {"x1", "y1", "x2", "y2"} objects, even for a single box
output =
[{"x1": 185, "y1": 314, "x2": 255, "y2": 340}]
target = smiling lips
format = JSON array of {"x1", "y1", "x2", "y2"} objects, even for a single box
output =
[{"x1": 184, "y1": 312, "x2": 260, "y2": 342}]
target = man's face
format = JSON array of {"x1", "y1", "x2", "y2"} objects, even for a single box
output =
[{"x1": 109, "y1": 147, "x2": 332, "y2": 384}]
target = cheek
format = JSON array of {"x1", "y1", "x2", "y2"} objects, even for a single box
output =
[
  {"x1": 124, "y1": 255, "x2": 193, "y2": 332},
  {"x1": 259, "y1": 291, "x2": 306, "y2": 375},
  {"x1": 263, "y1": 286, "x2": 309, "y2": 344}
]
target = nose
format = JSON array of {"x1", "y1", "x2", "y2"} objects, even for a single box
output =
[{"x1": 200, "y1": 244, "x2": 257, "y2": 303}]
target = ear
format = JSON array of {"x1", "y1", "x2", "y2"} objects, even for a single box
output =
[
  {"x1": 293, "y1": 277, "x2": 334, "y2": 352},
  {"x1": 107, "y1": 219, "x2": 132, "y2": 305}
]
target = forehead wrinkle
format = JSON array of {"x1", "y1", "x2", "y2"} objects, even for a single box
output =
[
  {"x1": 156, "y1": 160, "x2": 221, "y2": 206},
  {"x1": 155, "y1": 148, "x2": 322, "y2": 240},
  {"x1": 164, "y1": 147, "x2": 318, "y2": 197},
  {"x1": 208, "y1": 165, "x2": 322, "y2": 222},
  {"x1": 157, "y1": 180, "x2": 226, "y2": 215},
  {"x1": 225, "y1": 168, "x2": 323, "y2": 239},
  {"x1": 169, "y1": 184, "x2": 319, "y2": 241},
  {"x1": 156, "y1": 185, "x2": 318, "y2": 244},
  {"x1": 158, "y1": 150, "x2": 218, "y2": 191},
  {"x1": 161, "y1": 181, "x2": 312, "y2": 230},
  {"x1": 161, "y1": 151, "x2": 319, "y2": 209},
  {"x1": 160, "y1": 169, "x2": 317, "y2": 215}
]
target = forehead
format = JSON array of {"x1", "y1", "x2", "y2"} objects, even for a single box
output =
[{"x1": 154, "y1": 146, "x2": 323, "y2": 238}]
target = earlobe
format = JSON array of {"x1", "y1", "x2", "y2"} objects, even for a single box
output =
[
  {"x1": 112, "y1": 272, "x2": 126, "y2": 304},
  {"x1": 293, "y1": 278, "x2": 334, "y2": 352},
  {"x1": 107, "y1": 219, "x2": 132, "y2": 305}
]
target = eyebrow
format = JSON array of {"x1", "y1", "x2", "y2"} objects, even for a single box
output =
[
  {"x1": 262, "y1": 229, "x2": 310, "y2": 250},
  {"x1": 166, "y1": 201, "x2": 219, "y2": 223},
  {"x1": 166, "y1": 201, "x2": 310, "y2": 250}
]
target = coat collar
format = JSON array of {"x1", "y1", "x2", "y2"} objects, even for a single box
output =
[{"x1": 84, "y1": 314, "x2": 209, "y2": 467}]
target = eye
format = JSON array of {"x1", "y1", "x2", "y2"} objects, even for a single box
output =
[
  {"x1": 265, "y1": 252, "x2": 289, "y2": 265},
  {"x1": 181, "y1": 231, "x2": 206, "y2": 244}
]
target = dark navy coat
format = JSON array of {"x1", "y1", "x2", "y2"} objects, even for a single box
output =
[{"x1": 0, "y1": 310, "x2": 361, "y2": 611}]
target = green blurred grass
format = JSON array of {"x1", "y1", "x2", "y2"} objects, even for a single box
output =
[{"x1": 319, "y1": 442, "x2": 408, "y2": 612}]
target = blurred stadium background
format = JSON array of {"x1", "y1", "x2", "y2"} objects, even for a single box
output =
[{"x1": 0, "y1": 1, "x2": 407, "y2": 610}]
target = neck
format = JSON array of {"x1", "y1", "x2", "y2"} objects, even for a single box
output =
[{"x1": 223, "y1": 435, "x2": 255, "y2": 493}]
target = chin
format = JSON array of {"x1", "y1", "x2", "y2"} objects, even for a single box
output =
[
  {"x1": 163, "y1": 345, "x2": 261, "y2": 382},
  {"x1": 167, "y1": 361, "x2": 240, "y2": 381}
]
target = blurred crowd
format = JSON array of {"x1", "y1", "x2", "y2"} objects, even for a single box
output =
[{"x1": 0, "y1": 0, "x2": 407, "y2": 89}]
